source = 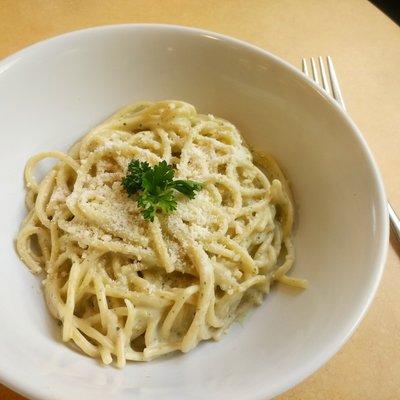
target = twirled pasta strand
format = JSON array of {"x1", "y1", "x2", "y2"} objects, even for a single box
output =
[{"x1": 16, "y1": 100, "x2": 306, "y2": 366}]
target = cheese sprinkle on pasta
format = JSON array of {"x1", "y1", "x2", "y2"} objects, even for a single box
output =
[{"x1": 16, "y1": 100, "x2": 306, "y2": 367}]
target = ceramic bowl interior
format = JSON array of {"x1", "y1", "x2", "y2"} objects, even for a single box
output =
[{"x1": 0, "y1": 24, "x2": 388, "y2": 400}]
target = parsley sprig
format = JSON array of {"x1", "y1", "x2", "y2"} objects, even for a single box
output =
[{"x1": 122, "y1": 159, "x2": 203, "y2": 221}]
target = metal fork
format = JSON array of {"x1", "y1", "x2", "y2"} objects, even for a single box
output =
[{"x1": 302, "y1": 56, "x2": 400, "y2": 242}]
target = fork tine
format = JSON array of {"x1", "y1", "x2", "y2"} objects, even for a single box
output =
[
  {"x1": 327, "y1": 56, "x2": 346, "y2": 110},
  {"x1": 310, "y1": 57, "x2": 320, "y2": 85},
  {"x1": 318, "y1": 56, "x2": 331, "y2": 95},
  {"x1": 301, "y1": 58, "x2": 309, "y2": 76}
]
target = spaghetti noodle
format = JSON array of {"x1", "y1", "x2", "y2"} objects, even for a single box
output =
[{"x1": 16, "y1": 100, "x2": 306, "y2": 367}]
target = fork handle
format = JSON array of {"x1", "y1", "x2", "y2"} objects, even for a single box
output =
[{"x1": 388, "y1": 203, "x2": 400, "y2": 242}]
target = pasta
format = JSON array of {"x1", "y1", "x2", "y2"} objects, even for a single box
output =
[{"x1": 16, "y1": 100, "x2": 306, "y2": 367}]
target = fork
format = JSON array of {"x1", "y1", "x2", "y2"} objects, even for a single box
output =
[{"x1": 302, "y1": 56, "x2": 400, "y2": 242}]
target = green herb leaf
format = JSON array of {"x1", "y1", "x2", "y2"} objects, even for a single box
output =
[
  {"x1": 122, "y1": 160, "x2": 151, "y2": 196},
  {"x1": 138, "y1": 189, "x2": 177, "y2": 222},
  {"x1": 122, "y1": 159, "x2": 203, "y2": 220},
  {"x1": 141, "y1": 160, "x2": 174, "y2": 194},
  {"x1": 169, "y1": 180, "x2": 203, "y2": 199}
]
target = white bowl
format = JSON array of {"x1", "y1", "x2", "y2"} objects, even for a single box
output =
[{"x1": 0, "y1": 24, "x2": 388, "y2": 400}]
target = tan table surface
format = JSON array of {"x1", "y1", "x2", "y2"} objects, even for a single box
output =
[{"x1": 1, "y1": 0, "x2": 400, "y2": 399}]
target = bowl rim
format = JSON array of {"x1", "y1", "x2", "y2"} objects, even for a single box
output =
[{"x1": 0, "y1": 23, "x2": 389, "y2": 400}]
